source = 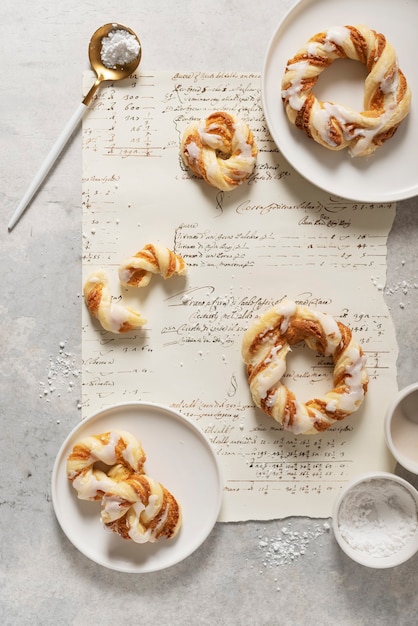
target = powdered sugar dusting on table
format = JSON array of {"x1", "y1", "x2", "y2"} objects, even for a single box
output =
[
  {"x1": 257, "y1": 520, "x2": 331, "y2": 568},
  {"x1": 39, "y1": 340, "x2": 81, "y2": 409}
]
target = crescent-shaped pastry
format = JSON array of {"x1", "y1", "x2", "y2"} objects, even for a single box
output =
[
  {"x1": 118, "y1": 243, "x2": 187, "y2": 288},
  {"x1": 83, "y1": 270, "x2": 146, "y2": 333}
]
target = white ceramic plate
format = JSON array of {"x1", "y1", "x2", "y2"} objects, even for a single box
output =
[
  {"x1": 52, "y1": 402, "x2": 223, "y2": 573},
  {"x1": 262, "y1": 0, "x2": 418, "y2": 202}
]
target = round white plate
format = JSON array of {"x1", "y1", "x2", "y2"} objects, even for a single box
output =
[
  {"x1": 262, "y1": 0, "x2": 418, "y2": 202},
  {"x1": 52, "y1": 402, "x2": 223, "y2": 573}
]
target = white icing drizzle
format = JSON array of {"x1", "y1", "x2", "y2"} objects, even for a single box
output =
[
  {"x1": 276, "y1": 300, "x2": 297, "y2": 333},
  {"x1": 325, "y1": 26, "x2": 350, "y2": 48},
  {"x1": 181, "y1": 113, "x2": 257, "y2": 190},
  {"x1": 185, "y1": 140, "x2": 200, "y2": 162},
  {"x1": 127, "y1": 496, "x2": 168, "y2": 543},
  {"x1": 255, "y1": 347, "x2": 288, "y2": 400},
  {"x1": 281, "y1": 24, "x2": 411, "y2": 157},
  {"x1": 122, "y1": 440, "x2": 140, "y2": 470},
  {"x1": 98, "y1": 431, "x2": 119, "y2": 464},
  {"x1": 281, "y1": 61, "x2": 310, "y2": 111},
  {"x1": 101, "y1": 494, "x2": 128, "y2": 522},
  {"x1": 310, "y1": 309, "x2": 341, "y2": 354},
  {"x1": 72, "y1": 470, "x2": 115, "y2": 500},
  {"x1": 243, "y1": 300, "x2": 368, "y2": 434}
]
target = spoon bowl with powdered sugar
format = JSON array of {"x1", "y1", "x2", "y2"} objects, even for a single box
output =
[
  {"x1": 8, "y1": 23, "x2": 142, "y2": 231},
  {"x1": 83, "y1": 23, "x2": 142, "y2": 107}
]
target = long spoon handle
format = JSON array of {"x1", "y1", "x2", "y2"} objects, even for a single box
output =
[{"x1": 7, "y1": 102, "x2": 88, "y2": 231}]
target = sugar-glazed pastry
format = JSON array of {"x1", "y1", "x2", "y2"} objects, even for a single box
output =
[
  {"x1": 101, "y1": 473, "x2": 182, "y2": 543},
  {"x1": 281, "y1": 24, "x2": 411, "y2": 157},
  {"x1": 83, "y1": 270, "x2": 146, "y2": 333},
  {"x1": 242, "y1": 300, "x2": 368, "y2": 434},
  {"x1": 181, "y1": 111, "x2": 257, "y2": 190},
  {"x1": 66, "y1": 430, "x2": 146, "y2": 500},
  {"x1": 118, "y1": 243, "x2": 187, "y2": 288}
]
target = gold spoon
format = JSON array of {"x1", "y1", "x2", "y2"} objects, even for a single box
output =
[{"x1": 8, "y1": 23, "x2": 142, "y2": 231}]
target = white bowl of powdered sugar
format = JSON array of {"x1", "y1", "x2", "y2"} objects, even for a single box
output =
[{"x1": 332, "y1": 472, "x2": 418, "y2": 568}]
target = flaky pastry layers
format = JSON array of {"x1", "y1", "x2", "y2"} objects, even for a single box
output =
[
  {"x1": 181, "y1": 112, "x2": 257, "y2": 190},
  {"x1": 66, "y1": 430, "x2": 182, "y2": 544},
  {"x1": 101, "y1": 472, "x2": 182, "y2": 543},
  {"x1": 84, "y1": 244, "x2": 187, "y2": 334},
  {"x1": 281, "y1": 24, "x2": 411, "y2": 157},
  {"x1": 118, "y1": 243, "x2": 187, "y2": 287},
  {"x1": 242, "y1": 300, "x2": 368, "y2": 435},
  {"x1": 66, "y1": 430, "x2": 146, "y2": 500},
  {"x1": 83, "y1": 270, "x2": 146, "y2": 333}
]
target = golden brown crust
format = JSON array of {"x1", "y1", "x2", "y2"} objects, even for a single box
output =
[
  {"x1": 118, "y1": 243, "x2": 187, "y2": 288},
  {"x1": 181, "y1": 111, "x2": 257, "y2": 191},
  {"x1": 102, "y1": 474, "x2": 182, "y2": 543},
  {"x1": 242, "y1": 301, "x2": 369, "y2": 435},
  {"x1": 281, "y1": 24, "x2": 411, "y2": 157},
  {"x1": 85, "y1": 285, "x2": 102, "y2": 317},
  {"x1": 83, "y1": 270, "x2": 146, "y2": 333},
  {"x1": 67, "y1": 430, "x2": 182, "y2": 544}
]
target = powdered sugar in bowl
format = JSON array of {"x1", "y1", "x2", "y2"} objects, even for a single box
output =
[{"x1": 332, "y1": 472, "x2": 418, "y2": 568}]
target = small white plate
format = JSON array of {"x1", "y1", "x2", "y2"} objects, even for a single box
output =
[
  {"x1": 262, "y1": 0, "x2": 418, "y2": 202},
  {"x1": 52, "y1": 402, "x2": 223, "y2": 572}
]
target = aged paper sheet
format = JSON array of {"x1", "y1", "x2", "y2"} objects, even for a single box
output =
[{"x1": 82, "y1": 71, "x2": 398, "y2": 521}]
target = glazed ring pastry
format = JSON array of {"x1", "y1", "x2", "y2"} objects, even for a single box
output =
[
  {"x1": 181, "y1": 111, "x2": 257, "y2": 190},
  {"x1": 83, "y1": 270, "x2": 146, "y2": 333},
  {"x1": 281, "y1": 24, "x2": 411, "y2": 157},
  {"x1": 66, "y1": 430, "x2": 146, "y2": 500},
  {"x1": 241, "y1": 300, "x2": 368, "y2": 435},
  {"x1": 118, "y1": 243, "x2": 187, "y2": 288},
  {"x1": 101, "y1": 473, "x2": 182, "y2": 543}
]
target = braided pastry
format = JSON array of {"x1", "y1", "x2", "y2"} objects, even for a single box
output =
[
  {"x1": 66, "y1": 430, "x2": 146, "y2": 500},
  {"x1": 242, "y1": 300, "x2": 368, "y2": 435},
  {"x1": 84, "y1": 270, "x2": 146, "y2": 333},
  {"x1": 118, "y1": 243, "x2": 187, "y2": 288},
  {"x1": 101, "y1": 473, "x2": 182, "y2": 543},
  {"x1": 181, "y1": 111, "x2": 257, "y2": 190},
  {"x1": 281, "y1": 24, "x2": 411, "y2": 157},
  {"x1": 67, "y1": 430, "x2": 182, "y2": 544}
]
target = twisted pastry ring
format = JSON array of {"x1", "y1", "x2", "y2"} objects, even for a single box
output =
[
  {"x1": 118, "y1": 243, "x2": 187, "y2": 288},
  {"x1": 84, "y1": 270, "x2": 146, "y2": 333},
  {"x1": 101, "y1": 472, "x2": 182, "y2": 543},
  {"x1": 66, "y1": 430, "x2": 146, "y2": 500},
  {"x1": 181, "y1": 111, "x2": 257, "y2": 190},
  {"x1": 242, "y1": 300, "x2": 368, "y2": 435},
  {"x1": 67, "y1": 431, "x2": 182, "y2": 544},
  {"x1": 281, "y1": 24, "x2": 411, "y2": 157}
]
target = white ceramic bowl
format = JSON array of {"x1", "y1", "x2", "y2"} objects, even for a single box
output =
[
  {"x1": 385, "y1": 383, "x2": 418, "y2": 474},
  {"x1": 332, "y1": 472, "x2": 418, "y2": 568}
]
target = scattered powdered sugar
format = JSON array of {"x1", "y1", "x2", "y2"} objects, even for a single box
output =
[
  {"x1": 337, "y1": 478, "x2": 418, "y2": 558},
  {"x1": 371, "y1": 263, "x2": 418, "y2": 309},
  {"x1": 257, "y1": 520, "x2": 331, "y2": 569},
  {"x1": 39, "y1": 340, "x2": 81, "y2": 408},
  {"x1": 385, "y1": 276, "x2": 418, "y2": 309}
]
